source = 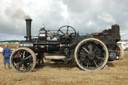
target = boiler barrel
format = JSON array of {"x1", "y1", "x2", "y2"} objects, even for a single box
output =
[{"x1": 36, "y1": 44, "x2": 68, "y2": 52}]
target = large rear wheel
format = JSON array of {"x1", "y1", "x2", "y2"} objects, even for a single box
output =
[
  {"x1": 10, "y1": 47, "x2": 36, "y2": 72},
  {"x1": 74, "y1": 38, "x2": 109, "y2": 70}
]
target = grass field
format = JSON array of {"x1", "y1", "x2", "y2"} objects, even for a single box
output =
[{"x1": 0, "y1": 44, "x2": 128, "y2": 85}]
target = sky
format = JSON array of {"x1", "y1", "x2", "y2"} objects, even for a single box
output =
[{"x1": 0, "y1": 0, "x2": 128, "y2": 40}]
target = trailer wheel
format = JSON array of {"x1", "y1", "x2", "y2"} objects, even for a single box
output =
[
  {"x1": 115, "y1": 45, "x2": 124, "y2": 60},
  {"x1": 10, "y1": 47, "x2": 36, "y2": 72},
  {"x1": 74, "y1": 38, "x2": 109, "y2": 70}
]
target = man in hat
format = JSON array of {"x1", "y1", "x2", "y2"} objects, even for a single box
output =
[{"x1": 2, "y1": 44, "x2": 12, "y2": 69}]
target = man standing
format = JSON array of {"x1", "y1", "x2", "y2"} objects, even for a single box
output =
[{"x1": 2, "y1": 44, "x2": 12, "y2": 69}]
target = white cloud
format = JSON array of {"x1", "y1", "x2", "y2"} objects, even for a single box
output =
[
  {"x1": 0, "y1": 0, "x2": 128, "y2": 40},
  {"x1": 87, "y1": 21, "x2": 95, "y2": 27},
  {"x1": 61, "y1": 3, "x2": 69, "y2": 20},
  {"x1": 98, "y1": 13, "x2": 116, "y2": 24}
]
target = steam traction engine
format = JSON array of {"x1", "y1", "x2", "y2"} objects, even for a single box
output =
[{"x1": 10, "y1": 18, "x2": 124, "y2": 72}]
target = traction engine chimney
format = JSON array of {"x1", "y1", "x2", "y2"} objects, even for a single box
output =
[{"x1": 25, "y1": 18, "x2": 32, "y2": 41}]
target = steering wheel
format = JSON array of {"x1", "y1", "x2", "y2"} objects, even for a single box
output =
[{"x1": 57, "y1": 25, "x2": 77, "y2": 43}]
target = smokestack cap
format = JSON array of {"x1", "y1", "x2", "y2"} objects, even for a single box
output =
[{"x1": 25, "y1": 18, "x2": 32, "y2": 21}]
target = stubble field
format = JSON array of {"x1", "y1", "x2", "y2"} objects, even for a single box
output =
[{"x1": 0, "y1": 44, "x2": 128, "y2": 85}]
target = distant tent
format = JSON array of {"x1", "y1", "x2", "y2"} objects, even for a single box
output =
[{"x1": 0, "y1": 47, "x2": 3, "y2": 52}]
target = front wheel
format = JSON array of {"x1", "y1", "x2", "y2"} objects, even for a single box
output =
[
  {"x1": 74, "y1": 38, "x2": 109, "y2": 70},
  {"x1": 10, "y1": 47, "x2": 36, "y2": 72}
]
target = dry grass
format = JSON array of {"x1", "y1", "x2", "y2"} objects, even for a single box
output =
[
  {"x1": 0, "y1": 44, "x2": 128, "y2": 85},
  {"x1": 0, "y1": 43, "x2": 19, "y2": 49}
]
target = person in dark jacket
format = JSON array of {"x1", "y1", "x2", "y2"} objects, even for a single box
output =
[{"x1": 2, "y1": 44, "x2": 12, "y2": 68}]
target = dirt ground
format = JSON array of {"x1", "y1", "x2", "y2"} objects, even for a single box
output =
[{"x1": 0, "y1": 46, "x2": 128, "y2": 85}]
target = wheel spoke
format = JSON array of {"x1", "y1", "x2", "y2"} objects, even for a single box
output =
[
  {"x1": 17, "y1": 61, "x2": 22, "y2": 64},
  {"x1": 79, "y1": 54, "x2": 88, "y2": 62},
  {"x1": 79, "y1": 51, "x2": 87, "y2": 57},
  {"x1": 12, "y1": 57, "x2": 21, "y2": 60},
  {"x1": 88, "y1": 44, "x2": 93, "y2": 52},
  {"x1": 21, "y1": 64, "x2": 24, "y2": 70},
  {"x1": 96, "y1": 56, "x2": 104, "y2": 60},
  {"x1": 80, "y1": 57, "x2": 86, "y2": 62},
  {"x1": 79, "y1": 56, "x2": 87, "y2": 65},
  {"x1": 15, "y1": 62, "x2": 21, "y2": 69},
  {"x1": 86, "y1": 61, "x2": 89, "y2": 68},
  {"x1": 59, "y1": 30, "x2": 64, "y2": 34},
  {"x1": 95, "y1": 49, "x2": 102, "y2": 54},
  {"x1": 16, "y1": 64, "x2": 20, "y2": 70},
  {"x1": 93, "y1": 46, "x2": 98, "y2": 53},
  {"x1": 67, "y1": 26, "x2": 69, "y2": 33},
  {"x1": 15, "y1": 62, "x2": 22, "y2": 69},
  {"x1": 93, "y1": 60, "x2": 98, "y2": 67},
  {"x1": 23, "y1": 51, "x2": 25, "y2": 59},
  {"x1": 82, "y1": 47, "x2": 89, "y2": 53},
  {"x1": 24, "y1": 55, "x2": 32, "y2": 60},
  {"x1": 24, "y1": 63, "x2": 31, "y2": 70}
]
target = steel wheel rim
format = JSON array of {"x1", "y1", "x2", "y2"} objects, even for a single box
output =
[
  {"x1": 11, "y1": 49, "x2": 35, "y2": 72},
  {"x1": 75, "y1": 38, "x2": 108, "y2": 70}
]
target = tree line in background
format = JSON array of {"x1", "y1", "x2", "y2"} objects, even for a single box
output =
[{"x1": 0, "y1": 40, "x2": 20, "y2": 43}]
